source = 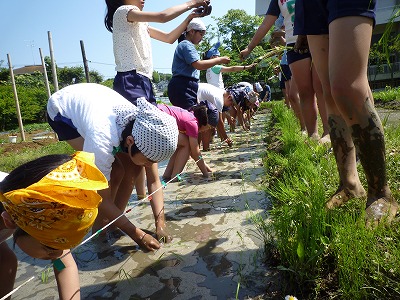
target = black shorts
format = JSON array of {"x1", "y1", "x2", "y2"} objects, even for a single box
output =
[
  {"x1": 281, "y1": 64, "x2": 292, "y2": 81},
  {"x1": 47, "y1": 113, "x2": 81, "y2": 141},
  {"x1": 286, "y1": 43, "x2": 312, "y2": 65},
  {"x1": 294, "y1": 0, "x2": 376, "y2": 35},
  {"x1": 279, "y1": 64, "x2": 292, "y2": 89}
]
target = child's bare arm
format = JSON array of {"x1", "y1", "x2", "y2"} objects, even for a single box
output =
[
  {"x1": 54, "y1": 251, "x2": 80, "y2": 300},
  {"x1": 189, "y1": 137, "x2": 211, "y2": 176}
]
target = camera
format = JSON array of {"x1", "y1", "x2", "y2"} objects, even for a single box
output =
[{"x1": 194, "y1": 5, "x2": 212, "y2": 16}]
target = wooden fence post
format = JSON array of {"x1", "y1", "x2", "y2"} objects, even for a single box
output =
[
  {"x1": 48, "y1": 31, "x2": 59, "y2": 91},
  {"x1": 7, "y1": 54, "x2": 26, "y2": 142},
  {"x1": 80, "y1": 40, "x2": 90, "y2": 83}
]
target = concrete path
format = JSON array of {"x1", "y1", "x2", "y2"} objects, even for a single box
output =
[{"x1": 8, "y1": 113, "x2": 271, "y2": 300}]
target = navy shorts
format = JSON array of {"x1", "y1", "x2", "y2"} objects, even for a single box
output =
[
  {"x1": 281, "y1": 64, "x2": 292, "y2": 82},
  {"x1": 47, "y1": 113, "x2": 81, "y2": 141},
  {"x1": 294, "y1": 0, "x2": 376, "y2": 35},
  {"x1": 113, "y1": 70, "x2": 156, "y2": 106},
  {"x1": 168, "y1": 76, "x2": 199, "y2": 110},
  {"x1": 286, "y1": 43, "x2": 312, "y2": 65}
]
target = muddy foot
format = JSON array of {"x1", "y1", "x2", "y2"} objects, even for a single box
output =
[
  {"x1": 326, "y1": 187, "x2": 366, "y2": 209},
  {"x1": 365, "y1": 197, "x2": 398, "y2": 228},
  {"x1": 156, "y1": 226, "x2": 173, "y2": 244},
  {"x1": 319, "y1": 134, "x2": 331, "y2": 145}
]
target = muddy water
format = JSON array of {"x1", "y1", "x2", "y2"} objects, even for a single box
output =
[{"x1": 10, "y1": 114, "x2": 271, "y2": 300}]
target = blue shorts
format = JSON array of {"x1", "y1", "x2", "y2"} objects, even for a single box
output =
[
  {"x1": 168, "y1": 76, "x2": 199, "y2": 110},
  {"x1": 47, "y1": 113, "x2": 80, "y2": 141},
  {"x1": 294, "y1": 0, "x2": 376, "y2": 35},
  {"x1": 113, "y1": 70, "x2": 156, "y2": 106},
  {"x1": 286, "y1": 43, "x2": 312, "y2": 65}
]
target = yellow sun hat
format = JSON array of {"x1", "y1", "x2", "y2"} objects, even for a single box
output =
[{"x1": 0, "y1": 151, "x2": 108, "y2": 249}]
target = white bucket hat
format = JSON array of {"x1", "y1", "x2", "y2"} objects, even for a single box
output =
[
  {"x1": 187, "y1": 18, "x2": 206, "y2": 32},
  {"x1": 132, "y1": 98, "x2": 178, "y2": 162}
]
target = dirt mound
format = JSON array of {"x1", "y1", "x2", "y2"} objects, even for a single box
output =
[{"x1": 0, "y1": 130, "x2": 58, "y2": 155}]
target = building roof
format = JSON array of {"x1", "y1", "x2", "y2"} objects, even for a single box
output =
[{"x1": 13, "y1": 65, "x2": 44, "y2": 75}]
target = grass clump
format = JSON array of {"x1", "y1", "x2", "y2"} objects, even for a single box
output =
[
  {"x1": 373, "y1": 86, "x2": 400, "y2": 103},
  {"x1": 259, "y1": 102, "x2": 400, "y2": 299}
]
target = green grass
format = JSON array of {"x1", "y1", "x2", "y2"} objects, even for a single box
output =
[
  {"x1": 373, "y1": 86, "x2": 400, "y2": 103},
  {"x1": 257, "y1": 102, "x2": 400, "y2": 299},
  {"x1": 0, "y1": 141, "x2": 74, "y2": 173}
]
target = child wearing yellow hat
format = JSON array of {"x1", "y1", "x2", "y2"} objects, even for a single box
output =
[{"x1": 0, "y1": 152, "x2": 108, "y2": 300}]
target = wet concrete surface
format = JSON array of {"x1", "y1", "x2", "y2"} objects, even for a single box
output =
[
  {"x1": 7, "y1": 113, "x2": 271, "y2": 299},
  {"x1": 377, "y1": 108, "x2": 400, "y2": 127}
]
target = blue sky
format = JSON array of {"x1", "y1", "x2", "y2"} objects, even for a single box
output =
[{"x1": 1, "y1": 1, "x2": 255, "y2": 80}]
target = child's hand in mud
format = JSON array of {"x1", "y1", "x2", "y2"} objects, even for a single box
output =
[{"x1": 136, "y1": 232, "x2": 160, "y2": 251}]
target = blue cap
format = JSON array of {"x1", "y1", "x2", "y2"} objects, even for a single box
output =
[{"x1": 205, "y1": 41, "x2": 221, "y2": 59}]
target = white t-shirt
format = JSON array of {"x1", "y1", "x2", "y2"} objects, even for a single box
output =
[
  {"x1": 0, "y1": 171, "x2": 8, "y2": 182},
  {"x1": 197, "y1": 83, "x2": 224, "y2": 112},
  {"x1": 206, "y1": 65, "x2": 224, "y2": 89},
  {"x1": 113, "y1": 5, "x2": 153, "y2": 79},
  {"x1": 47, "y1": 83, "x2": 138, "y2": 180}
]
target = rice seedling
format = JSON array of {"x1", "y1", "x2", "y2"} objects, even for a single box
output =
[{"x1": 260, "y1": 101, "x2": 400, "y2": 298}]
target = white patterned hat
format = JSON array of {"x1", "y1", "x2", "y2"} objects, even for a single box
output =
[{"x1": 132, "y1": 98, "x2": 178, "y2": 162}]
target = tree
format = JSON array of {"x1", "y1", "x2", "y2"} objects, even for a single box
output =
[
  {"x1": 152, "y1": 70, "x2": 160, "y2": 83},
  {"x1": 0, "y1": 67, "x2": 9, "y2": 83},
  {"x1": 58, "y1": 66, "x2": 85, "y2": 88},
  {"x1": 89, "y1": 70, "x2": 104, "y2": 83}
]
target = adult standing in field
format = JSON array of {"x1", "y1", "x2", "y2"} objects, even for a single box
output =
[
  {"x1": 104, "y1": 0, "x2": 210, "y2": 202},
  {"x1": 294, "y1": 0, "x2": 398, "y2": 225},
  {"x1": 47, "y1": 83, "x2": 179, "y2": 250},
  {"x1": 240, "y1": 0, "x2": 328, "y2": 140}
]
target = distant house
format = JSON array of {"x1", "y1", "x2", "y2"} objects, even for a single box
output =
[
  {"x1": 13, "y1": 65, "x2": 44, "y2": 75},
  {"x1": 254, "y1": 0, "x2": 400, "y2": 89}
]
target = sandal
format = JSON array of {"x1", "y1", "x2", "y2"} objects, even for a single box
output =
[{"x1": 365, "y1": 197, "x2": 398, "y2": 228}]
